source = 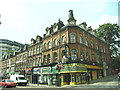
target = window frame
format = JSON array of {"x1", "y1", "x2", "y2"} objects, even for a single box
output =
[
  {"x1": 62, "y1": 36, "x2": 66, "y2": 44},
  {"x1": 70, "y1": 34, "x2": 76, "y2": 43},
  {"x1": 79, "y1": 36, "x2": 83, "y2": 44},
  {"x1": 48, "y1": 41, "x2": 51, "y2": 49},
  {"x1": 54, "y1": 39, "x2": 58, "y2": 46},
  {"x1": 71, "y1": 49, "x2": 77, "y2": 60}
]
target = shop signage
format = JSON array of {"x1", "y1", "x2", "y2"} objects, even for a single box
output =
[
  {"x1": 52, "y1": 67, "x2": 58, "y2": 74},
  {"x1": 86, "y1": 65, "x2": 102, "y2": 69},
  {"x1": 33, "y1": 68, "x2": 41, "y2": 74},
  {"x1": 41, "y1": 67, "x2": 51, "y2": 74},
  {"x1": 9, "y1": 72, "x2": 14, "y2": 74},
  {"x1": 25, "y1": 68, "x2": 32, "y2": 74},
  {"x1": 60, "y1": 63, "x2": 87, "y2": 73}
]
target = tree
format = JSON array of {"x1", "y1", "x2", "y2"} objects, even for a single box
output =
[{"x1": 96, "y1": 23, "x2": 120, "y2": 70}]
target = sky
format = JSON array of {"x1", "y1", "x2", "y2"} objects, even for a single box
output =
[{"x1": 0, "y1": 0, "x2": 119, "y2": 44}]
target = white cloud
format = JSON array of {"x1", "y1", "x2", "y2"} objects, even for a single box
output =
[{"x1": 88, "y1": 15, "x2": 118, "y2": 29}]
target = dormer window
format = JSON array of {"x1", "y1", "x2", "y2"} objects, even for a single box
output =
[
  {"x1": 31, "y1": 38, "x2": 35, "y2": 45},
  {"x1": 36, "y1": 35, "x2": 42, "y2": 43}
]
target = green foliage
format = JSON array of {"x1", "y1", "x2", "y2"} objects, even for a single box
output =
[
  {"x1": 96, "y1": 23, "x2": 119, "y2": 42},
  {"x1": 96, "y1": 23, "x2": 120, "y2": 69},
  {"x1": 112, "y1": 56, "x2": 120, "y2": 70}
]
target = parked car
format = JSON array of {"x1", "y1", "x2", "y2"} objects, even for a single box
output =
[
  {"x1": 0, "y1": 79, "x2": 16, "y2": 88},
  {"x1": 10, "y1": 75, "x2": 28, "y2": 86}
]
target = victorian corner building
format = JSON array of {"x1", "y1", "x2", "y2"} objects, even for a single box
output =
[{"x1": 1, "y1": 10, "x2": 112, "y2": 86}]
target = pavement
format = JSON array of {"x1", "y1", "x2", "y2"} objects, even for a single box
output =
[{"x1": 26, "y1": 74, "x2": 119, "y2": 88}]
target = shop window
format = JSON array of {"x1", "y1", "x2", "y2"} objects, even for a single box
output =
[
  {"x1": 70, "y1": 34, "x2": 76, "y2": 43},
  {"x1": 62, "y1": 36, "x2": 66, "y2": 44},
  {"x1": 43, "y1": 75, "x2": 47, "y2": 82},
  {"x1": 71, "y1": 74, "x2": 76, "y2": 82},
  {"x1": 71, "y1": 49, "x2": 77, "y2": 60}
]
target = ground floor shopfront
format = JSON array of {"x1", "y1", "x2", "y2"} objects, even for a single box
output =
[
  {"x1": 24, "y1": 63, "x2": 103, "y2": 86},
  {"x1": 60, "y1": 63, "x2": 103, "y2": 85}
]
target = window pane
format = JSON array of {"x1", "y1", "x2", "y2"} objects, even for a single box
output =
[
  {"x1": 80, "y1": 36, "x2": 83, "y2": 43},
  {"x1": 48, "y1": 41, "x2": 51, "y2": 49},
  {"x1": 70, "y1": 34, "x2": 76, "y2": 43},
  {"x1": 54, "y1": 39, "x2": 57, "y2": 46},
  {"x1": 62, "y1": 36, "x2": 66, "y2": 44},
  {"x1": 44, "y1": 43, "x2": 47, "y2": 49},
  {"x1": 71, "y1": 49, "x2": 77, "y2": 60}
]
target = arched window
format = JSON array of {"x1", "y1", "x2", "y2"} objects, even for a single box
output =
[
  {"x1": 62, "y1": 50, "x2": 66, "y2": 58},
  {"x1": 62, "y1": 36, "x2": 66, "y2": 44},
  {"x1": 54, "y1": 39, "x2": 58, "y2": 46},
  {"x1": 53, "y1": 52, "x2": 58, "y2": 62},
  {"x1": 47, "y1": 54, "x2": 50, "y2": 64},
  {"x1": 48, "y1": 41, "x2": 51, "y2": 49},
  {"x1": 43, "y1": 55, "x2": 46, "y2": 64},
  {"x1": 70, "y1": 34, "x2": 76, "y2": 43},
  {"x1": 44, "y1": 43, "x2": 47, "y2": 50},
  {"x1": 80, "y1": 52, "x2": 84, "y2": 61},
  {"x1": 71, "y1": 49, "x2": 77, "y2": 60}
]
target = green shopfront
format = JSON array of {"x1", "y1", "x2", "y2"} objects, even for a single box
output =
[{"x1": 41, "y1": 66, "x2": 59, "y2": 86}]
